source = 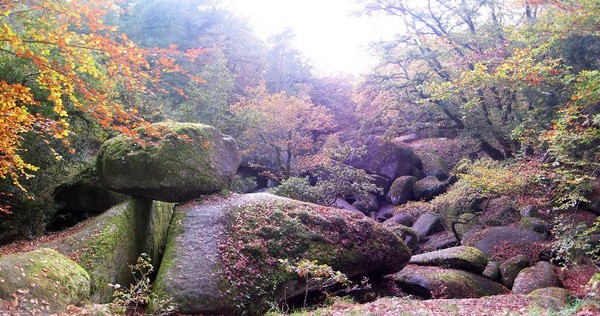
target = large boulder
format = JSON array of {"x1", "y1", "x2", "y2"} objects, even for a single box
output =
[
  {"x1": 391, "y1": 265, "x2": 508, "y2": 299},
  {"x1": 387, "y1": 224, "x2": 420, "y2": 252},
  {"x1": 0, "y1": 248, "x2": 90, "y2": 313},
  {"x1": 96, "y1": 122, "x2": 240, "y2": 202},
  {"x1": 529, "y1": 287, "x2": 573, "y2": 303},
  {"x1": 346, "y1": 136, "x2": 421, "y2": 181},
  {"x1": 387, "y1": 176, "x2": 418, "y2": 205},
  {"x1": 153, "y1": 193, "x2": 410, "y2": 315},
  {"x1": 499, "y1": 254, "x2": 532, "y2": 288},
  {"x1": 413, "y1": 176, "x2": 448, "y2": 201},
  {"x1": 45, "y1": 199, "x2": 174, "y2": 302},
  {"x1": 412, "y1": 212, "x2": 445, "y2": 239},
  {"x1": 513, "y1": 261, "x2": 561, "y2": 294},
  {"x1": 409, "y1": 246, "x2": 488, "y2": 274},
  {"x1": 462, "y1": 226, "x2": 545, "y2": 256}
]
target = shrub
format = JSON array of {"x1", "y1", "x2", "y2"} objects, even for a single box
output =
[
  {"x1": 279, "y1": 258, "x2": 350, "y2": 308},
  {"x1": 272, "y1": 146, "x2": 381, "y2": 206},
  {"x1": 109, "y1": 253, "x2": 175, "y2": 316}
]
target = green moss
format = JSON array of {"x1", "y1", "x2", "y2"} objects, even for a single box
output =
[
  {"x1": 430, "y1": 180, "x2": 480, "y2": 230},
  {"x1": 145, "y1": 201, "x2": 175, "y2": 267},
  {"x1": 55, "y1": 199, "x2": 175, "y2": 303},
  {"x1": 388, "y1": 224, "x2": 419, "y2": 250},
  {"x1": 152, "y1": 209, "x2": 185, "y2": 301},
  {"x1": 0, "y1": 248, "x2": 90, "y2": 311},
  {"x1": 77, "y1": 200, "x2": 145, "y2": 302},
  {"x1": 96, "y1": 123, "x2": 234, "y2": 201},
  {"x1": 428, "y1": 269, "x2": 496, "y2": 297}
]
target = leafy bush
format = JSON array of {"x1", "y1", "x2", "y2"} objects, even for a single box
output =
[
  {"x1": 272, "y1": 146, "x2": 380, "y2": 206},
  {"x1": 271, "y1": 177, "x2": 322, "y2": 204},
  {"x1": 279, "y1": 259, "x2": 350, "y2": 308},
  {"x1": 229, "y1": 175, "x2": 258, "y2": 194},
  {"x1": 552, "y1": 215, "x2": 600, "y2": 267},
  {"x1": 109, "y1": 253, "x2": 176, "y2": 316}
]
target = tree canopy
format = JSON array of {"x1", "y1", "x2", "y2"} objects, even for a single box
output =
[{"x1": 0, "y1": 0, "x2": 202, "y2": 197}]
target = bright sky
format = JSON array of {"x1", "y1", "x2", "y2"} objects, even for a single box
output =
[{"x1": 227, "y1": 0, "x2": 399, "y2": 75}]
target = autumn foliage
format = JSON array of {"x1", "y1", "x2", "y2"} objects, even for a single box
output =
[
  {"x1": 231, "y1": 83, "x2": 335, "y2": 179},
  {"x1": 0, "y1": 0, "x2": 201, "y2": 203}
]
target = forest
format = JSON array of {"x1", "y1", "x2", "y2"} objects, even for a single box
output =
[{"x1": 0, "y1": 0, "x2": 599, "y2": 315}]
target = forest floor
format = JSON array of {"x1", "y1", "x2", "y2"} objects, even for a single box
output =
[
  {"x1": 276, "y1": 295, "x2": 596, "y2": 316},
  {"x1": 0, "y1": 218, "x2": 91, "y2": 257}
]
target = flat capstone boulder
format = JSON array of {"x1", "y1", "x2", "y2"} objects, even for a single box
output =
[
  {"x1": 409, "y1": 246, "x2": 488, "y2": 274},
  {"x1": 0, "y1": 248, "x2": 90, "y2": 313},
  {"x1": 392, "y1": 265, "x2": 508, "y2": 299},
  {"x1": 153, "y1": 193, "x2": 411, "y2": 315},
  {"x1": 96, "y1": 122, "x2": 240, "y2": 202}
]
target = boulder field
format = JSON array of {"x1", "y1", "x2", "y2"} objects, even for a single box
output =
[{"x1": 0, "y1": 124, "x2": 577, "y2": 315}]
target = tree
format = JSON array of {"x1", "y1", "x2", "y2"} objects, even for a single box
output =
[
  {"x1": 231, "y1": 83, "x2": 335, "y2": 179},
  {"x1": 265, "y1": 28, "x2": 313, "y2": 96},
  {"x1": 356, "y1": 0, "x2": 567, "y2": 158},
  {"x1": 120, "y1": 0, "x2": 267, "y2": 99},
  {"x1": 0, "y1": 0, "x2": 200, "y2": 210}
]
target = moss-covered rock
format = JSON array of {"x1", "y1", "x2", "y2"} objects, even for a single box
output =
[
  {"x1": 462, "y1": 226, "x2": 545, "y2": 256},
  {"x1": 479, "y1": 196, "x2": 521, "y2": 226},
  {"x1": 520, "y1": 217, "x2": 551, "y2": 235},
  {"x1": 512, "y1": 261, "x2": 561, "y2": 294},
  {"x1": 387, "y1": 176, "x2": 418, "y2": 205},
  {"x1": 0, "y1": 248, "x2": 90, "y2": 313},
  {"x1": 392, "y1": 265, "x2": 508, "y2": 299},
  {"x1": 96, "y1": 122, "x2": 240, "y2": 202},
  {"x1": 409, "y1": 246, "x2": 488, "y2": 274},
  {"x1": 45, "y1": 199, "x2": 174, "y2": 302},
  {"x1": 153, "y1": 193, "x2": 410, "y2": 315},
  {"x1": 413, "y1": 176, "x2": 448, "y2": 201},
  {"x1": 529, "y1": 287, "x2": 573, "y2": 303},
  {"x1": 430, "y1": 180, "x2": 480, "y2": 231},
  {"x1": 412, "y1": 212, "x2": 445, "y2": 239},
  {"x1": 499, "y1": 254, "x2": 532, "y2": 288},
  {"x1": 387, "y1": 224, "x2": 419, "y2": 252},
  {"x1": 451, "y1": 213, "x2": 482, "y2": 240},
  {"x1": 346, "y1": 136, "x2": 421, "y2": 182}
]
